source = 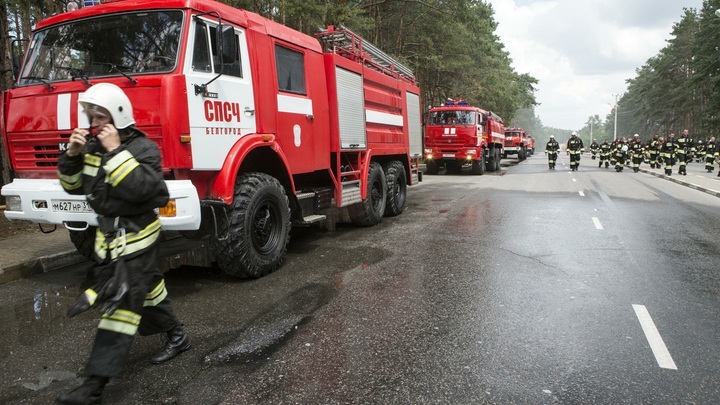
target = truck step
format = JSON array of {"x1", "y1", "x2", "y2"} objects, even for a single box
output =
[
  {"x1": 297, "y1": 214, "x2": 327, "y2": 224},
  {"x1": 296, "y1": 192, "x2": 315, "y2": 200},
  {"x1": 340, "y1": 180, "x2": 361, "y2": 207}
]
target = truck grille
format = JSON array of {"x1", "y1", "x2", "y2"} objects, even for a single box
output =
[{"x1": 8, "y1": 132, "x2": 70, "y2": 171}]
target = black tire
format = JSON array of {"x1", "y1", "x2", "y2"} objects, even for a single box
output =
[
  {"x1": 210, "y1": 173, "x2": 291, "y2": 279},
  {"x1": 383, "y1": 160, "x2": 407, "y2": 217},
  {"x1": 68, "y1": 225, "x2": 97, "y2": 260},
  {"x1": 426, "y1": 159, "x2": 439, "y2": 175},
  {"x1": 493, "y1": 148, "x2": 501, "y2": 171},
  {"x1": 349, "y1": 162, "x2": 386, "y2": 226},
  {"x1": 485, "y1": 147, "x2": 497, "y2": 172},
  {"x1": 472, "y1": 151, "x2": 486, "y2": 175}
]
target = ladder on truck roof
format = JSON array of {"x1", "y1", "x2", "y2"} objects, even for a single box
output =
[{"x1": 316, "y1": 25, "x2": 415, "y2": 83}]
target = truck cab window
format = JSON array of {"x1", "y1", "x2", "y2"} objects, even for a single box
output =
[
  {"x1": 275, "y1": 45, "x2": 306, "y2": 95},
  {"x1": 192, "y1": 22, "x2": 242, "y2": 78},
  {"x1": 192, "y1": 22, "x2": 211, "y2": 72}
]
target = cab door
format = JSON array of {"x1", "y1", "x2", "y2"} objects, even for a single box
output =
[{"x1": 184, "y1": 18, "x2": 255, "y2": 170}]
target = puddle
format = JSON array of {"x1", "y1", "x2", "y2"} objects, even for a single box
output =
[
  {"x1": 22, "y1": 370, "x2": 79, "y2": 391},
  {"x1": 0, "y1": 285, "x2": 83, "y2": 358}
]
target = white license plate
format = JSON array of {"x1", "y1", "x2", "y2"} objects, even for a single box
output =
[
  {"x1": 442, "y1": 154, "x2": 456, "y2": 158},
  {"x1": 52, "y1": 200, "x2": 94, "y2": 213}
]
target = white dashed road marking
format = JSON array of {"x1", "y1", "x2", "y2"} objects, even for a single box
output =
[
  {"x1": 592, "y1": 217, "x2": 603, "y2": 230},
  {"x1": 578, "y1": 191, "x2": 585, "y2": 197},
  {"x1": 633, "y1": 304, "x2": 677, "y2": 370}
]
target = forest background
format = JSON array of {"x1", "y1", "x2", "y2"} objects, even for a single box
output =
[{"x1": 0, "y1": 0, "x2": 718, "y2": 197}]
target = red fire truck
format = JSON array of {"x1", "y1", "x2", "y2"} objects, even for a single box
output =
[
  {"x1": 502, "y1": 127, "x2": 530, "y2": 160},
  {"x1": 423, "y1": 100, "x2": 504, "y2": 175},
  {"x1": 526, "y1": 135, "x2": 535, "y2": 156},
  {"x1": 0, "y1": 0, "x2": 423, "y2": 278}
]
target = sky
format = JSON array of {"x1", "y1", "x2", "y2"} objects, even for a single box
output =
[{"x1": 487, "y1": 0, "x2": 705, "y2": 130}]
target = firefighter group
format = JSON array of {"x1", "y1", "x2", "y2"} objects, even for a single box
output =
[{"x1": 544, "y1": 129, "x2": 720, "y2": 176}]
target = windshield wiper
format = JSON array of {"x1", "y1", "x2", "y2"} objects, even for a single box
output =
[
  {"x1": 69, "y1": 68, "x2": 92, "y2": 86},
  {"x1": 93, "y1": 62, "x2": 138, "y2": 84},
  {"x1": 20, "y1": 76, "x2": 55, "y2": 90}
]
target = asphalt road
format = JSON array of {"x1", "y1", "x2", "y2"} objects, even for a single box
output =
[{"x1": 2, "y1": 153, "x2": 720, "y2": 404}]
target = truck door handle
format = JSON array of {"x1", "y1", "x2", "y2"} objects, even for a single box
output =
[{"x1": 244, "y1": 107, "x2": 255, "y2": 116}]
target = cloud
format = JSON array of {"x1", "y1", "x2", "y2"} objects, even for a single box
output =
[{"x1": 487, "y1": 0, "x2": 703, "y2": 129}]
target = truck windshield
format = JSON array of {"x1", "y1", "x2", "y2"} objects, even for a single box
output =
[
  {"x1": 19, "y1": 10, "x2": 183, "y2": 86},
  {"x1": 506, "y1": 132, "x2": 521, "y2": 137},
  {"x1": 427, "y1": 110, "x2": 476, "y2": 125}
]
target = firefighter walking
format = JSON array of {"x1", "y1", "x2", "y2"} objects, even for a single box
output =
[
  {"x1": 630, "y1": 134, "x2": 644, "y2": 172},
  {"x1": 706, "y1": 137, "x2": 718, "y2": 174},
  {"x1": 589, "y1": 139, "x2": 599, "y2": 160},
  {"x1": 599, "y1": 139, "x2": 611, "y2": 168},
  {"x1": 676, "y1": 129, "x2": 692, "y2": 175},
  {"x1": 661, "y1": 133, "x2": 678, "y2": 176},
  {"x1": 545, "y1": 135, "x2": 560, "y2": 169},
  {"x1": 56, "y1": 83, "x2": 192, "y2": 405},
  {"x1": 613, "y1": 138, "x2": 628, "y2": 172},
  {"x1": 566, "y1": 131, "x2": 584, "y2": 171},
  {"x1": 648, "y1": 134, "x2": 661, "y2": 168}
]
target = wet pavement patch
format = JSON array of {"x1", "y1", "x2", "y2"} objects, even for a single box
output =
[{"x1": 203, "y1": 283, "x2": 334, "y2": 364}]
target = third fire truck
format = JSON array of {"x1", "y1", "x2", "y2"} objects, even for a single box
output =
[
  {"x1": 1, "y1": 0, "x2": 423, "y2": 278},
  {"x1": 423, "y1": 101, "x2": 504, "y2": 175},
  {"x1": 502, "y1": 127, "x2": 531, "y2": 160}
]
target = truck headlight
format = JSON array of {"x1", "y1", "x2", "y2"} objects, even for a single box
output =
[
  {"x1": 466, "y1": 150, "x2": 476, "y2": 154},
  {"x1": 426, "y1": 154, "x2": 433, "y2": 160},
  {"x1": 5, "y1": 196, "x2": 22, "y2": 212},
  {"x1": 424, "y1": 148, "x2": 433, "y2": 153}
]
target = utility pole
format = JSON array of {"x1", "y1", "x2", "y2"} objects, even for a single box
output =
[{"x1": 612, "y1": 94, "x2": 619, "y2": 141}]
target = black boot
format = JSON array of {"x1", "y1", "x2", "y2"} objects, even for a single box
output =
[
  {"x1": 151, "y1": 325, "x2": 192, "y2": 364},
  {"x1": 56, "y1": 376, "x2": 108, "y2": 405}
]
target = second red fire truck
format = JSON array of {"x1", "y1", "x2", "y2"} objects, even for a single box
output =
[
  {"x1": 502, "y1": 127, "x2": 531, "y2": 160},
  {"x1": 423, "y1": 100, "x2": 504, "y2": 175},
  {"x1": 1, "y1": 0, "x2": 423, "y2": 278}
]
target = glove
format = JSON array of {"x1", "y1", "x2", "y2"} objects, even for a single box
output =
[
  {"x1": 67, "y1": 289, "x2": 99, "y2": 318},
  {"x1": 97, "y1": 257, "x2": 129, "y2": 316}
]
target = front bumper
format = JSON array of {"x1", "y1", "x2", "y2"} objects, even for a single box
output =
[{"x1": 2, "y1": 179, "x2": 201, "y2": 230}]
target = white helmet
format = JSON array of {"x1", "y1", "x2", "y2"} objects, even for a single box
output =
[
  {"x1": 550, "y1": 135, "x2": 555, "y2": 138},
  {"x1": 634, "y1": 134, "x2": 639, "y2": 138},
  {"x1": 571, "y1": 131, "x2": 577, "y2": 136},
  {"x1": 78, "y1": 83, "x2": 135, "y2": 129}
]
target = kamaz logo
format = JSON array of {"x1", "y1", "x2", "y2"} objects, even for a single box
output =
[{"x1": 204, "y1": 100, "x2": 241, "y2": 122}]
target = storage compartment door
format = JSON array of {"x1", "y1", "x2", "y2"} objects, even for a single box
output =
[
  {"x1": 336, "y1": 67, "x2": 366, "y2": 149},
  {"x1": 406, "y1": 91, "x2": 422, "y2": 158}
]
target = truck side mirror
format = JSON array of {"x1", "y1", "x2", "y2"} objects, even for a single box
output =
[{"x1": 219, "y1": 24, "x2": 237, "y2": 64}]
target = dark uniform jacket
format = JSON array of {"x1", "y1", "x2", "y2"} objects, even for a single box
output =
[
  {"x1": 661, "y1": 138, "x2": 678, "y2": 155},
  {"x1": 545, "y1": 140, "x2": 559, "y2": 152},
  {"x1": 567, "y1": 137, "x2": 583, "y2": 152},
  {"x1": 57, "y1": 128, "x2": 169, "y2": 262}
]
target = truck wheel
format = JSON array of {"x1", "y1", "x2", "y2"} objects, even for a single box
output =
[
  {"x1": 485, "y1": 149, "x2": 495, "y2": 172},
  {"x1": 426, "y1": 159, "x2": 439, "y2": 175},
  {"x1": 383, "y1": 160, "x2": 407, "y2": 217},
  {"x1": 211, "y1": 173, "x2": 291, "y2": 279},
  {"x1": 493, "y1": 148, "x2": 501, "y2": 171},
  {"x1": 472, "y1": 152, "x2": 486, "y2": 175},
  {"x1": 68, "y1": 225, "x2": 97, "y2": 260},
  {"x1": 349, "y1": 161, "x2": 386, "y2": 226}
]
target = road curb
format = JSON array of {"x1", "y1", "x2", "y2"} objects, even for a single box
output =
[
  {"x1": 639, "y1": 168, "x2": 720, "y2": 198},
  {"x1": 0, "y1": 250, "x2": 87, "y2": 285}
]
